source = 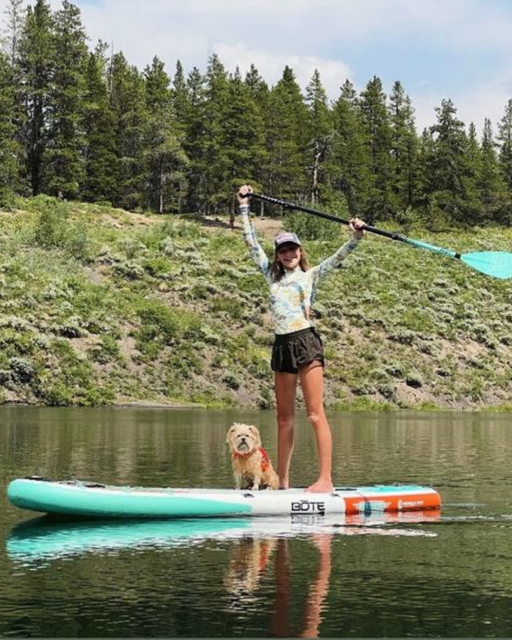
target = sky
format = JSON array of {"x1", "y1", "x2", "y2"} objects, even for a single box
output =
[{"x1": 3, "y1": 0, "x2": 512, "y2": 133}]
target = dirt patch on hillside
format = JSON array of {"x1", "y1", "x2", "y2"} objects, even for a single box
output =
[{"x1": 202, "y1": 215, "x2": 283, "y2": 240}]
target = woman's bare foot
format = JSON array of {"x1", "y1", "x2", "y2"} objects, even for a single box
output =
[{"x1": 306, "y1": 478, "x2": 334, "y2": 493}]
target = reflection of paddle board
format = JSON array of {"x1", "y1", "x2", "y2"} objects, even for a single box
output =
[
  {"x1": 7, "y1": 510, "x2": 440, "y2": 562},
  {"x1": 7, "y1": 477, "x2": 441, "y2": 519}
]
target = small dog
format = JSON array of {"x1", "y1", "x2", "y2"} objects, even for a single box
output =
[{"x1": 226, "y1": 423, "x2": 279, "y2": 490}]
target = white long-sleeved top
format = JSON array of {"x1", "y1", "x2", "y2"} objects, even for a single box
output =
[{"x1": 240, "y1": 203, "x2": 360, "y2": 335}]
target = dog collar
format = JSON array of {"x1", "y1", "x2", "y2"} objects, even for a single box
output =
[
  {"x1": 232, "y1": 447, "x2": 271, "y2": 473},
  {"x1": 232, "y1": 448, "x2": 257, "y2": 460}
]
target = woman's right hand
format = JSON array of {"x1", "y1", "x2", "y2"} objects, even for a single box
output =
[
  {"x1": 237, "y1": 184, "x2": 253, "y2": 205},
  {"x1": 349, "y1": 217, "x2": 366, "y2": 239}
]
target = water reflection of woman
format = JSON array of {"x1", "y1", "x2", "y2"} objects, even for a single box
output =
[
  {"x1": 224, "y1": 532, "x2": 332, "y2": 638},
  {"x1": 270, "y1": 534, "x2": 332, "y2": 638}
]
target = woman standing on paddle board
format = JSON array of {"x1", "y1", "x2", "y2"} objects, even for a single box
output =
[{"x1": 237, "y1": 185, "x2": 365, "y2": 493}]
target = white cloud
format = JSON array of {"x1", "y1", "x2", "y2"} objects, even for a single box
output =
[
  {"x1": 214, "y1": 42, "x2": 352, "y2": 98},
  {"x1": 412, "y1": 73, "x2": 512, "y2": 133}
]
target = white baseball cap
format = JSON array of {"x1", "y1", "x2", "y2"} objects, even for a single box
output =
[{"x1": 274, "y1": 232, "x2": 302, "y2": 250}]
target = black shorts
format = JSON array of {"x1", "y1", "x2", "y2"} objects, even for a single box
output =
[{"x1": 271, "y1": 327, "x2": 325, "y2": 374}]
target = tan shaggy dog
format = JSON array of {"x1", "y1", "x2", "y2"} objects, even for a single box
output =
[{"x1": 226, "y1": 423, "x2": 279, "y2": 490}]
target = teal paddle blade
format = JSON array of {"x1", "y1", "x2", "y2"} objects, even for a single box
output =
[{"x1": 461, "y1": 251, "x2": 512, "y2": 279}]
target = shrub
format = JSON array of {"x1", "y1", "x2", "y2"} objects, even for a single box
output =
[
  {"x1": 406, "y1": 372, "x2": 423, "y2": 388},
  {"x1": 113, "y1": 260, "x2": 144, "y2": 280},
  {"x1": 285, "y1": 194, "x2": 348, "y2": 242},
  {"x1": 32, "y1": 197, "x2": 69, "y2": 249},
  {"x1": 388, "y1": 329, "x2": 416, "y2": 345},
  {"x1": 370, "y1": 367, "x2": 391, "y2": 382},
  {"x1": 384, "y1": 362, "x2": 405, "y2": 377},
  {"x1": 9, "y1": 356, "x2": 36, "y2": 382},
  {"x1": 351, "y1": 380, "x2": 374, "y2": 396},
  {"x1": 79, "y1": 384, "x2": 115, "y2": 406},
  {"x1": 211, "y1": 296, "x2": 244, "y2": 320},
  {"x1": 119, "y1": 238, "x2": 147, "y2": 260},
  {"x1": 222, "y1": 372, "x2": 241, "y2": 390},
  {"x1": 90, "y1": 335, "x2": 121, "y2": 364},
  {"x1": 135, "y1": 300, "x2": 202, "y2": 354},
  {"x1": 144, "y1": 256, "x2": 174, "y2": 279},
  {"x1": 471, "y1": 323, "x2": 497, "y2": 348},
  {"x1": 32, "y1": 196, "x2": 89, "y2": 258},
  {"x1": 44, "y1": 383, "x2": 74, "y2": 406},
  {"x1": 351, "y1": 396, "x2": 393, "y2": 411},
  {"x1": 66, "y1": 223, "x2": 89, "y2": 260},
  {"x1": 57, "y1": 317, "x2": 85, "y2": 338},
  {"x1": 378, "y1": 383, "x2": 397, "y2": 400}
]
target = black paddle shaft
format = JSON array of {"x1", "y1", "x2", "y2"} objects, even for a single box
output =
[{"x1": 240, "y1": 191, "x2": 407, "y2": 243}]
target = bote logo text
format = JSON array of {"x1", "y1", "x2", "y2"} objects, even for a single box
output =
[{"x1": 291, "y1": 500, "x2": 325, "y2": 515}]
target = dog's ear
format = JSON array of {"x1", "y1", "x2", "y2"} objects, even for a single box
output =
[
  {"x1": 248, "y1": 425, "x2": 261, "y2": 443},
  {"x1": 226, "y1": 424, "x2": 237, "y2": 443}
]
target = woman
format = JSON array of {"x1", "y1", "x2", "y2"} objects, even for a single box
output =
[{"x1": 237, "y1": 185, "x2": 365, "y2": 493}]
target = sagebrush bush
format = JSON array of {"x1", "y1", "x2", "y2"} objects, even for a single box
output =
[
  {"x1": 135, "y1": 299, "x2": 202, "y2": 355},
  {"x1": 32, "y1": 196, "x2": 89, "y2": 259},
  {"x1": 285, "y1": 194, "x2": 348, "y2": 243}
]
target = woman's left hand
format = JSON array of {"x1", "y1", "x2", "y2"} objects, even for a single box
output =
[{"x1": 349, "y1": 217, "x2": 365, "y2": 239}]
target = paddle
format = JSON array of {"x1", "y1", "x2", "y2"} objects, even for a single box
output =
[{"x1": 240, "y1": 192, "x2": 512, "y2": 280}]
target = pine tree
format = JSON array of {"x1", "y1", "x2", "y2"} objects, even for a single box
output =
[
  {"x1": 17, "y1": 0, "x2": 54, "y2": 195},
  {"x1": 223, "y1": 68, "x2": 266, "y2": 198},
  {"x1": 2, "y1": 0, "x2": 25, "y2": 65},
  {"x1": 416, "y1": 127, "x2": 435, "y2": 208},
  {"x1": 144, "y1": 56, "x2": 188, "y2": 213},
  {"x1": 497, "y1": 100, "x2": 512, "y2": 196},
  {"x1": 183, "y1": 66, "x2": 207, "y2": 213},
  {"x1": 0, "y1": 51, "x2": 19, "y2": 199},
  {"x1": 328, "y1": 79, "x2": 371, "y2": 216},
  {"x1": 478, "y1": 118, "x2": 505, "y2": 222},
  {"x1": 170, "y1": 60, "x2": 189, "y2": 132},
  {"x1": 82, "y1": 43, "x2": 117, "y2": 202},
  {"x1": 389, "y1": 81, "x2": 419, "y2": 213},
  {"x1": 359, "y1": 76, "x2": 394, "y2": 222},
  {"x1": 2, "y1": 0, "x2": 26, "y2": 195},
  {"x1": 109, "y1": 52, "x2": 148, "y2": 210},
  {"x1": 264, "y1": 65, "x2": 308, "y2": 201},
  {"x1": 465, "y1": 122, "x2": 485, "y2": 223},
  {"x1": 427, "y1": 99, "x2": 479, "y2": 224},
  {"x1": 244, "y1": 63, "x2": 269, "y2": 107},
  {"x1": 201, "y1": 53, "x2": 232, "y2": 213},
  {"x1": 466, "y1": 122, "x2": 481, "y2": 174},
  {"x1": 242, "y1": 63, "x2": 269, "y2": 207},
  {"x1": 44, "y1": 0, "x2": 88, "y2": 197},
  {"x1": 169, "y1": 61, "x2": 195, "y2": 211},
  {"x1": 304, "y1": 69, "x2": 332, "y2": 204}
]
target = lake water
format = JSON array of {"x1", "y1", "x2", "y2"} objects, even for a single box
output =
[{"x1": 1, "y1": 407, "x2": 512, "y2": 638}]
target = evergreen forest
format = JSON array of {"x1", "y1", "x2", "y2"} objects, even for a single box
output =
[{"x1": 2, "y1": 0, "x2": 512, "y2": 227}]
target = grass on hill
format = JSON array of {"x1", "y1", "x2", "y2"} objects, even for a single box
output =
[{"x1": 0, "y1": 194, "x2": 511, "y2": 410}]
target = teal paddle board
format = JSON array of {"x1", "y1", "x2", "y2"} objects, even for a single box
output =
[{"x1": 7, "y1": 477, "x2": 441, "y2": 519}]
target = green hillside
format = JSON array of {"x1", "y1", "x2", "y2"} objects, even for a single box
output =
[{"x1": 1, "y1": 196, "x2": 511, "y2": 411}]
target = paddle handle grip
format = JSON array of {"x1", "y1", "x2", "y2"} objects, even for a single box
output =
[{"x1": 239, "y1": 191, "x2": 407, "y2": 242}]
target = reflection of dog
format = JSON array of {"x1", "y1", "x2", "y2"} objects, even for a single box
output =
[
  {"x1": 226, "y1": 423, "x2": 279, "y2": 490},
  {"x1": 224, "y1": 537, "x2": 277, "y2": 601}
]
